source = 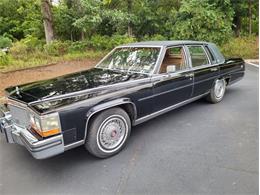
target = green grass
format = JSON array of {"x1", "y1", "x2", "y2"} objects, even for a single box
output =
[{"x1": 0, "y1": 50, "x2": 104, "y2": 72}]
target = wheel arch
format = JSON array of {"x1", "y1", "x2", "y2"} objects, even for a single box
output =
[
  {"x1": 83, "y1": 98, "x2": 137, "y2": 141},
  {"x1": 224, "y1": 76, "x2": 231, "y2": 86},
  {"x1": 211, "y1": 76, "x2": 230, "y2": 89}
]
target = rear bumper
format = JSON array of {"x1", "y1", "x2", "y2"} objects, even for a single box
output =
[
  {"x1": 228, "y1": 71, "x2": 245, "y2": 86},
  {"x1": 0, "y1": 110, "x2": 64, "y2": 159}
]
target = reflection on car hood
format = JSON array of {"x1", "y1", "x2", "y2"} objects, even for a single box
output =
[{"x1": 6, "y1": 68, "x2": 148, "y2": 104}]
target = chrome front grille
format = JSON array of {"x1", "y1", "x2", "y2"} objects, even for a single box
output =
[{"x1": 8, "y1": 104, "x2": 30, "y2": 128}]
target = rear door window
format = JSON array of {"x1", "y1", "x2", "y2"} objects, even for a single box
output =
[{"x1": 188, "y1": 46, "x2": 209, "y2": 67}]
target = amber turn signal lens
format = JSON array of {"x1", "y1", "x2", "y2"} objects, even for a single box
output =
[{"x1": 33, "y1": 127, "x2": 60, "y2": 137}]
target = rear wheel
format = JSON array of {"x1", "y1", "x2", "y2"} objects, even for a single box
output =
[
  {"x1": 85, "y1": 107, "x2": 131, "y2": 158},
  {"x1": 206, "y1": 78, "x2": 226, "y2": 103}
]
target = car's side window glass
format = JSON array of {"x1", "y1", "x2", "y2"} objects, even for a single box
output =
[
  {"x1": 159, "y1": 46, "x2": 188, "y2": 74},
  {"x1": 188, "y1": 46, "x2": 209, "y2": 67},
  {"x1": 205, "y1": 45, "x2": 216, "y2": 64}
]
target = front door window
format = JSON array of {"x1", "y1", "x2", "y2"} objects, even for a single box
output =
[{"x1": 159, "y1": 46, "x2": 188, "y2": 73}]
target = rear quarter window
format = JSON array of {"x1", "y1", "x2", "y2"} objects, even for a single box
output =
[
  {"x1": 205, "y1": 45, "x2": 217, "y2": 64},
  {"x1": 207, "y1": 43, "x2": 225, "y2": 64}
]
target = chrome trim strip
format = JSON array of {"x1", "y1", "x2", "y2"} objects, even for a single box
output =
[
  {"x1": 134, "y1": 92, "x2": 209, "y2": 125},
  {"x1": 152, "y1": 46, "x2": 165, "y2": 74},
  {"x1": 117, "y1": 45, "x2": 164, "y2": 48},
  {"x1": 152, "y1": 63, "x2": 221, "y2": 78},
  {"x1": 95, "y1": 48, "x2": 116, "y2": 68},
  {"x1": 20, "y1": 134, "x2": 62, "y2": 152},
  {"x1": 64, "y1": 140, "x2": 85, "y2": 151}
]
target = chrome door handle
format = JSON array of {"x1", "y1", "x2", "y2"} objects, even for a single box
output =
[
  {"x1": 210, "y1": 67, "x2": 218, "y2": 72},
  {"x1": 152, "y1": 74, "x2": 171, "y2": 82},
  {"x1": 160, "y1": 74, "x2": 171, "y2": 80},
  {"x1": 184, "y1": 73, "x2": 193, "y2": 78}
]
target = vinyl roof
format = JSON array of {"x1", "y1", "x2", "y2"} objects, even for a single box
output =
[{"x1": 122, "y1": 40, "x2": 210, "y2": 47}]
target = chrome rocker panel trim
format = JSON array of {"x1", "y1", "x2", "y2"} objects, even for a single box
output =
[{"x1": 0, "y1": 113, "x2": 64, "y2": 159}]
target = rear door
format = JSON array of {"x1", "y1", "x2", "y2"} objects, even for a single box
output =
[{"x1": 186, "y1": 45, "x2": 219, "y2": 97}]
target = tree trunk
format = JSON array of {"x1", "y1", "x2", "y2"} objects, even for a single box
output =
[
  {"x1": 127, "y1": 0, "x2": 133, "y2": 37},
  {"x1": 41, "y1": 0, "x2": 54, "y2": 44},
  {"x1": 248, "y1": 0, "x2": 252, "y2": 35},
  {"x1": 81, "y1": 31, "x2": 85, "y2": 40},
  {"x1": 233, "y1": 15, "x2": 241, "y2": 37}
]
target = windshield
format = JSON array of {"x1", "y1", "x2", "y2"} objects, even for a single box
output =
[{"x1": 96, "y1": 47, "x2": 161, "y2": 74}]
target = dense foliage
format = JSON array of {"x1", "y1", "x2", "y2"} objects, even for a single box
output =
[{"x1": 0, "y1": 0, "x2": 258, "y2": 71}]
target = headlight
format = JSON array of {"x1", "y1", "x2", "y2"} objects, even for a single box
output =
[{"x1": 29, "y1": 112, "x2": 61, "y2": 137}]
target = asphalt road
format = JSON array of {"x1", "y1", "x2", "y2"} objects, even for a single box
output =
[{"x1": 0, "y1": 65, "x2": 258, "y2": 195}]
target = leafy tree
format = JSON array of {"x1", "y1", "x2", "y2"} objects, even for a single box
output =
[
  {"x1": 72, "y1": 0, "x2": 102, "y2": 39},
  {"x1": 0, "y1": 0, "x2": 258, "y2": 45},
  {"x1": 0, "y1": 0, "x2": 43, "y2": 40},
  {"x1": 171, "y1": 0, "x2": 234, "y2": 44}
]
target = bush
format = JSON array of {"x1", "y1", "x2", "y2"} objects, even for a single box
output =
[
  {"x1": 90, "y1": 34, "x2": 136, "y2": 50},
  {"x1": 0, "y1": 36, "x2": 12, "y2": 49},
  {"x1": 21, "y1": 35, "x2": 44, "y2": 51},
  {"x1": 68, "y1": 41, "x2": 89, "y2": 52},
  {"x1": 9, "y1": 36, "x2": 44, "y2": 59},
  {"x1": 0, "y1": 51, "x2": 11, "y2": 67},
  {"x1": 90, "y1": 35, "x2": 110, "y2": 50},
  {"x1": 143, "y1": 34, "x2": 167, "y2": 41},
  {"x1": 221, "y1": 36, "x2": 258, "y2": 59},
  {"x1": 9, "y1": 41, "x2": 29, "y2": 59},
  {"x1": 109, "y1": 34, "x2": 136, "y2": 48},
  {"x1": 44, "y1": 40, "x2": 71, "y2": 56}
]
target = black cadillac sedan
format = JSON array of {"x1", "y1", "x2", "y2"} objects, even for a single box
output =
[{"x1": 0, "y1": 41, "x2": 245, "y2": 159}]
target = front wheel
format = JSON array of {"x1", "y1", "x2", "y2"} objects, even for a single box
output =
[
  {"x1": 206, "y1": 78, "x2": 226, "y2": 103},
  {"x1": 85, "y1": 107, "x2": 131, "y2": 158}
]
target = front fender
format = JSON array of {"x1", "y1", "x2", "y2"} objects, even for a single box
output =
[
  {"x1": 84, "y1": 98, "x2": 137, "y2": 140},
  {"x1": 86, "y1": 98, "x2": 136, "y2": 118}
]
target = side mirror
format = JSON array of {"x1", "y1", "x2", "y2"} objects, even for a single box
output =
[{"x1": 166, "y1": 65, "x2": 176, "y2": 73}]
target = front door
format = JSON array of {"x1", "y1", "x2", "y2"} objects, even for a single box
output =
[{"x1": 152, "y1": 46, "x2": 193, "y2": 112}]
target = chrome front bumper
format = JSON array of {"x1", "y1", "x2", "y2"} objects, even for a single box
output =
[{"x1": 0, "y1": 108, "x2": 64, "y2": 159}]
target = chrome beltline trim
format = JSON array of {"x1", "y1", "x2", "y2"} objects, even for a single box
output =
[{"x1": 134, "y1": 92, "x2": 209, "y2": 125}]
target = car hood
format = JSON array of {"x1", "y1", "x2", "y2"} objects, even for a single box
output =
[{"x1": 6, "y1": 68, "x2": 149, "y2": 104}]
